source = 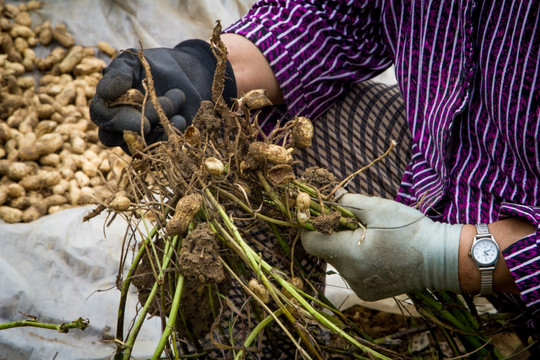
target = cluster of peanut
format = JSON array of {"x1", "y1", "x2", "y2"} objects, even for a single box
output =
[{"x1": 0, "y1": 1, "x2": 130, "y2": 223}]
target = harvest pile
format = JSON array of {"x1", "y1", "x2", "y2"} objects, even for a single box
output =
[{"x1": 0, "y1": 1, "x2": 129, "y2": 223}]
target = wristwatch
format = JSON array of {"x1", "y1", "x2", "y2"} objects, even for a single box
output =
[{"x1": 470, "y1": 223, "x2": 500, "y2": 295}]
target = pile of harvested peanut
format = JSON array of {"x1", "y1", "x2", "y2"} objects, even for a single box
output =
[{"x1": 0, "y1": 1, "x2": 130, "y2": 223}]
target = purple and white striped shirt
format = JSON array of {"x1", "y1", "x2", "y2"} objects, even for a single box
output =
[{"x1": 225, "y1": 0, "x2": 540, "y2": 322}]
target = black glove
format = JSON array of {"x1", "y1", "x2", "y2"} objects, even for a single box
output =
[{"x1": 89, "y1": 39, "x2": 237, "y2": 153}]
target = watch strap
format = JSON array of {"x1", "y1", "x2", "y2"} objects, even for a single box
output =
[
  {"x1": 479, "y1": 267, "x2": 494, "y2": 295},
  {"x1": 476, "y1": 223, "x2": 489, "y2": 236}
]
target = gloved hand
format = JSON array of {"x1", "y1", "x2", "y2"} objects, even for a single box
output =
[
  {"x1": 89, "y1": 39, "x2": 237, "y2": 153},
  {"x1": 301, "y1": 194, "x2": 463, "y2": 301}
]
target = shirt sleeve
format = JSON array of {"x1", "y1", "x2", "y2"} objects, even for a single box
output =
[
  {"x1": 499, "y1": 202, "x2": 540, "y2": 330},
  {"x1": 223, "y1": 0, "x2": 393, "y2": 121}
]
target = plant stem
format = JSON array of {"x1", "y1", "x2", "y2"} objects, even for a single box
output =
[
  {"x1": 308, "y1": 199, "x2": 356, "y2": 230},
  {"x1": 292, "y1": 180, "x2": 359, "y2": 230},
  {"x1": 116, "y1": 225, "x2": 158, "y2": 343},
  {"x1": 256, "y1": 171, "x2": 289, "y2": 218},
  {"x1": 216, "y1": 186, "x2": 293, "y2": 227},
  {"x1": 275, "y1": 276, "x2": 391, "y2": 360},
  {"x1": 234, "y1": 310, "x2": 281, "y2": 360},
  {"x1": 152, "y1": 273, "x2": 185, "y2": 359},
  {"x1": 0, "y1": 317, "x2": 89, "y2": 332},
  {"x1": 221, "y1": 260, "x2": 310, "y2": 359},
  {"x1": 122, "y1": 234, "x2": 180, "y2": 360},
  {"x1": 206, "y1": 188, "x2": 324, "y2": 358},
  {"x1": 411, "y1": 291, "x2": 500, "y2": 358}
]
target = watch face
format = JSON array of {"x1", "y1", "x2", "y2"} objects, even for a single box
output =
[{"x1": 472, "y1": 239, "x2": 499, "y2": 266}]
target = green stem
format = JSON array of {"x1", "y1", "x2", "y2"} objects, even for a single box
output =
[
  {"x1": 308, "y1": 199, "x2": 356, "y2": 230},
  {"x1": 234, "y1": 310, "x2": 281, "y2": 360},
  {"x1": 221, "y1": 260, "x2": 310, "y2": 359},
  {"x1": 256, "y1": 171, "x2": 289, "y2": 218},
  {"x1": 116, "y1": 225, "x2": 159, "y2": 343},
  {"x1": 275, "y1": 277, "x2": 391, "y2": 360},
  {"x1": 292, "y1": 181, "x2": 318, "y2": 197},
  {"x1": 116, "y1": 194, "x2": 181, "y2": 346},
  {"x1": 411, "y1": 291, "x2": 498, "y2": 357},
  {"x1": 207, "y1": 189, "x2": 321, "y2": 359},
  {"x1": 204, "y1": 188, "x2": 263, "y2": 275},
  {"x1": 412, "y1": 291, "x2": 468, "y2": 331},
  {"x1": 438, "y1": 326, "x2": 461, "y2": 357},
  {"x1": 125, "y1": 281, "x2": 160, "y2": 359},
  {"x1": 268, "y1": 222, "x2": 305, "y2": 275},
  {"x1": 0, "y1": 317, "x2": 89, "y2": 332},
  {"x1": 294, "y1": 286, "x2": 373, "y2": 341},
  {"x1": 440, "y1": 291, "x2": 481, "y2": 332},
  {"x1": 216, "y1": 187, "x2": 294, "y2": 227},
  {"x1": 438, "y1": 291, "x2": 474, "y2": 329},
  {"x1": 122, "y1": 235, "x2": 180, "y2": 360},
  {"x1": 151, "y1": 273, "x2": 185, "y2": 359},
  {"x1": 292, "y1": 180, "x2": 358, "y2": 221}
]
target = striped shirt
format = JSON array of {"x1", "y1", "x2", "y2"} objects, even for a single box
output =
[{"x1": 225, "y1": 0, "x2": 540, "y2": 325}]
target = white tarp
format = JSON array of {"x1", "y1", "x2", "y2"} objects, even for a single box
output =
[{"x1": 0, "y1": 206, "x2": 163, "y2": 360}]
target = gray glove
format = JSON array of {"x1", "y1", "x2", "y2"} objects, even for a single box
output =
[{"x1": 301, "y1": 194, "x2": 463, "y2": 301}]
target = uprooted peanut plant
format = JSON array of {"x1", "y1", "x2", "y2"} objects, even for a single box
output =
[{"x1": 88, "y1": 22, "x2": 394, "y2": 360}]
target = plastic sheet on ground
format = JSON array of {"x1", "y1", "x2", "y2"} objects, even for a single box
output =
[{"x1": 0, "y1": 206, "x2": 162, "y2": 360}]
